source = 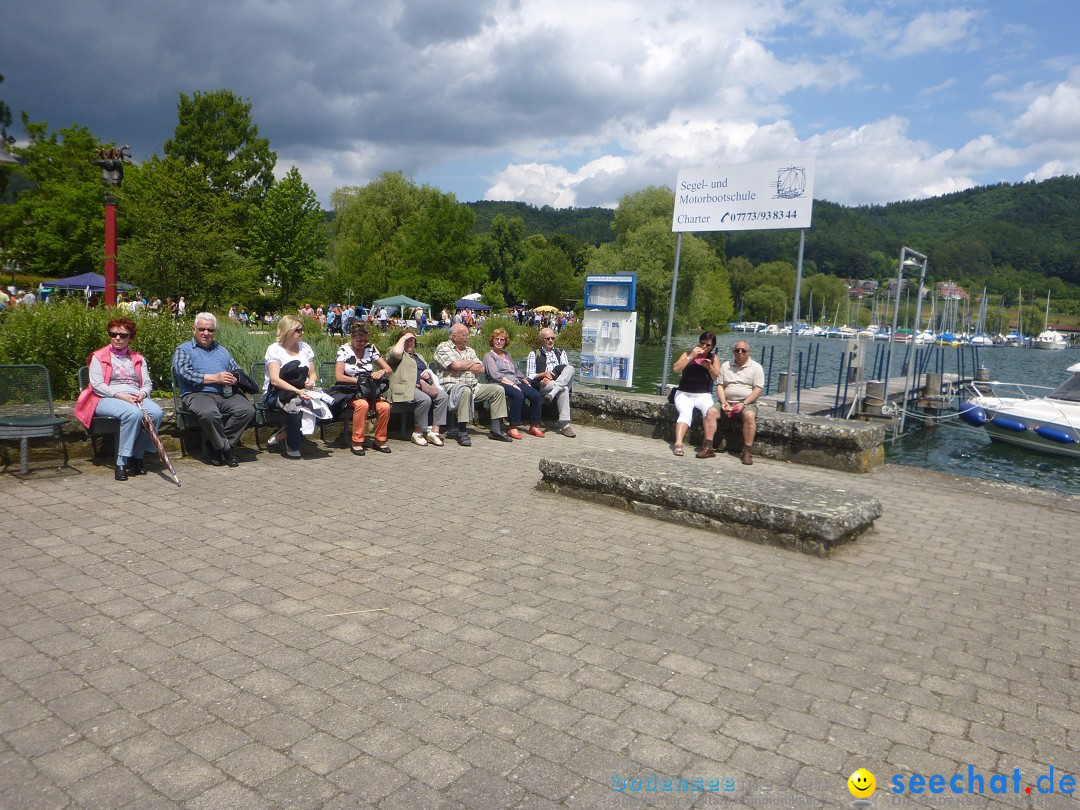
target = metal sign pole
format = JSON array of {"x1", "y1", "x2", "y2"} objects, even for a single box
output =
[
  {"x1": 781, "y1": 229, "x2": 806, "y2": 411},
  {"x1": 659, "y1": 232, "x2": 683, "y2": 393}
]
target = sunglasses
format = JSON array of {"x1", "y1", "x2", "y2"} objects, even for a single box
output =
[
  {"x1": 108, "y1": 331, "x2": 131, "y2": 338},
  {"x1": 295, "y1": 328, "x2": 304, "y2": 334},
  {"x1": 195, "y1": 327, "x2": 216, "y2": 333},
  {"x1": 733, "y1": 348, "x2": 749, "y2": 354}
]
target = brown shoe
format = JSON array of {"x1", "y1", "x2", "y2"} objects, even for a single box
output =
[
  {"x1": 741, "y1": 448, "x2": 753, "y2": 465},
  {"x1": 695, "y1": 446, "x2": 716, "y2": 459}
]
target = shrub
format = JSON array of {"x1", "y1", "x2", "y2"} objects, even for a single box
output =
[{"x1": 0, "y1": 300, "x2": 188, "y2": 399}]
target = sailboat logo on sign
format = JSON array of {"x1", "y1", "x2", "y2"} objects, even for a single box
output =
[{"x1": 773, "y1": 166, "x2": 808, "y2": 199}]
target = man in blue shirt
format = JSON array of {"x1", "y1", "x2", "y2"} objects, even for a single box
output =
[{"x1": 172, "y1": 312, "x2": 255, "y2": 467}]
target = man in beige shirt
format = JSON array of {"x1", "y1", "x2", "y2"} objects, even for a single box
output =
[{"x1": 703, "y1": 340, "x2": 763, "y2": 464}]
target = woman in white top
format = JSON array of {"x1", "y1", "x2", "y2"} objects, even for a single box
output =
[{"x1": 263, "y1": 315, "x2": 318, "y2": 458}]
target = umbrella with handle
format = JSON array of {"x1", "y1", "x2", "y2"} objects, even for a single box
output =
[{"x1": 141, "y1": 404, "x2": 180, "y2": 486}]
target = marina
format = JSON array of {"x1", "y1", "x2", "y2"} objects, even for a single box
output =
[{"x1": 576, "y1": 332, "x2": 1080, "y2": 495}]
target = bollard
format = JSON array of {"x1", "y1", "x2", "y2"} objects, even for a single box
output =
[
  {"x1": 775, "y1": 372, "x2": 794, "y2": 412},
  {"x1": 863, "y1": 380, "x2": 886, "y2": 416},
  {"x1": 923, "y1": 372, "x2": 943, "y2": 397},
  {"x1": 975, "y1": 367, "x2": 989, "y2": 382}
]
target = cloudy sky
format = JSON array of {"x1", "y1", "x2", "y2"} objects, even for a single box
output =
[{"x1": 3, "y1": 0, "x2": 1078, "y2": 210}]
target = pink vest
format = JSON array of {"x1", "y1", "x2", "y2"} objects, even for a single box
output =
[{"x1": 73, "y1": 345, "x2": 146, "y2": 428}]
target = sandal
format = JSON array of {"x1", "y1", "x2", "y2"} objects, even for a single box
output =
[{"x1": 673, "y1": 445, "x2": 684, "y2": 457}]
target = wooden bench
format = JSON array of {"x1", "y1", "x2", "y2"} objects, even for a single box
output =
[{"x1": 538, "y1": 449, "x2": 881, "y2": 557}]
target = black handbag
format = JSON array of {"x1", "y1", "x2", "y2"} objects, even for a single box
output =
[
  {"x1": 233, "y1": 368, "x2": 259, "y2": 395},
  {"x1": 355, "y1": 373, "x2": 389, "y2": 408}
]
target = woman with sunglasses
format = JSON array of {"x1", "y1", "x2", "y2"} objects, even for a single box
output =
[
  {"x1": 264, "y1": 315, "x2": 319, "y2": 458},
  {"x1": 669, "y1": 331, "x2": 720, "y2": 457},
  {"x1": 483, "y1": 328, "x2": 544, "y2": 439},
  {"x1": 333, "y1": 321, "x2": 392, "y2": 455},
  {"x1": 73, "y1": 317, "x2": 164, "y2": 480}
]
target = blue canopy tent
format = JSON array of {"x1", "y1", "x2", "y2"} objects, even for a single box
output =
[
  {"x1": 39, "y1": 272, "x2": 135, "y2": 299},
  {"x1": 454, "y1": 297, "x2": 491, "y2": 310}
]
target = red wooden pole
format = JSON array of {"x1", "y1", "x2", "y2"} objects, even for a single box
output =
[{"x1": 104, "y1": 199, "x2": 117, "y2": 307}]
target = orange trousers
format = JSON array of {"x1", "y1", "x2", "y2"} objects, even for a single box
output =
[{"x1": 350, "y1": 398, "x2": 390, "y2": 445}]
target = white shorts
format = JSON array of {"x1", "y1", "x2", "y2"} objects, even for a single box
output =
[{"x1": 674, "y1": 390, "x2": 715, "y2": 426}]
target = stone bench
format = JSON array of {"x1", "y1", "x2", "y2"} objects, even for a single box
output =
[
  {"x1": 567, "y1": 388, "x2": 886, "y2": 473},
  {"x1": 538, "y1": 449, "x2": 882, "y2": 557}
]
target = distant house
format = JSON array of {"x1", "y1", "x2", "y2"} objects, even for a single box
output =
[{"x1": 935, "y1": 282, "x2": 968, "y2": 300}]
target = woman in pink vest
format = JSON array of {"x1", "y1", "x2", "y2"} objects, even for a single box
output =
[{"x1": 73, "y1": 317, "x2": 164, "y2": 481}]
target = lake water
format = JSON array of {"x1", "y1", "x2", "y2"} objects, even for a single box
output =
[{"x1": 574, "y1": 332, "x2": 1080, "y2": 496}]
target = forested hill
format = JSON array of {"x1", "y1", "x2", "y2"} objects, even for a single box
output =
[
  {"x1": 465, "y1": 200, "x2": 615, "y2": 245},
  {"x1": 469, "y1": 175, "x2": 1080, "y2": 294}
]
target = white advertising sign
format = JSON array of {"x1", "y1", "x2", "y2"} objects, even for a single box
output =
[{"x1": 672, "y1": 158, "x2": 815, "y2": 232}]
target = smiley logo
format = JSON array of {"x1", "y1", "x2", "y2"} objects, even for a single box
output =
[{"x1": 848, "y1": 769, "x2": 876, "y2": 798}]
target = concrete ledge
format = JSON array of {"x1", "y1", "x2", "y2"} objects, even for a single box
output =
[
  {"x1": 568, "y1": 388, "x2": 885, "y2": 473},
  {"x1": 538, "y1": 449, "x2": 882, "y2": 557}
]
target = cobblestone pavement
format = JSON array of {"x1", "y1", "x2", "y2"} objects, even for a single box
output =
[{"x1": 1, "y1": 424, "x2": 1077, "y2": 809}]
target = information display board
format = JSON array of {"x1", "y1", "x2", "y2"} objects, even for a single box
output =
[
  {"x1": 672, "y1": 158, "x2": 815, "y2": 233},
  {"x1": 580, "y1": 311, "x2": 637, "y2": 388},
  {"x1": 584, "y1": 273, "x2": 636, "y2": 311}
]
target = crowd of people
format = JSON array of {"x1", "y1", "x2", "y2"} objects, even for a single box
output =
[{"x1": 74, "y1": 312, "x2": 579, "y2": 481}]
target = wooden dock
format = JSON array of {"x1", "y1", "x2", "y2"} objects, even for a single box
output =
[{"x1": 760, "y1": 372, "x2": 969, "y2": 418}]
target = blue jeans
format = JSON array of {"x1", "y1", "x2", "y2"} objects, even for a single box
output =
[
  {"x1": 93, "y1": 397, "x2": 163, "y2": 464},
  {"x1": 498, "y1": 381, "x2": 542, "y2": 426},
  {"x1": 264, "y1": 392, "x2": 302, "y2": 451}
]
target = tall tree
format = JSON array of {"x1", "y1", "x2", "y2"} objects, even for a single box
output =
[
  {"x1": 514, "y1": 237, "x2": 579, "y2": 308},
  {"x1": 248, "y1": 167, "x2": 325, "y2": 307},
  {"x1": 118, "y1": 156, "x2": 250, "y2": 307},
  {"x1": 329, "y1": 172, "x2": 481, "y2": 308},
  {"x1": 0, "y1": 118, "x2": 103, "y2": 277},
  {"x1": 589, "y1": 186, "x2": 732, "y2": 339},
  {"x1": 163, "y1": 89, "x2": 276, "y2": 211},
  {"x1": 0, "y1": 73, "x2": 16, "y2": 198}
]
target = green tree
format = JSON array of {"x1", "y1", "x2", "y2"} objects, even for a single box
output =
[
  {"x1": 395, "y1": 186, "x2": 483, "y2": 304},
  {"x1": 480, "y1": 280, "x2": 506, "y2": 311},
  {"x1": 0, "y1": 118, "x2": 103, "y2": 277},
  {"x1": 164, "y1": 89, "x2": 276, "y2": 210},
  {"x1": 0, "y1": 73, "x2": 16, "y2": 198},
  {"x1": 742, "y1": 284, "x2": 788, "y2": 323},
  {"x1": 330, "y1": 171, "x2": 424, "y2": 303},
  {"x1": 514, "y1": 238, "x2": 579, "y2": 308},
  {"x1": 329, "y1": 172, "x2": 481, "y2": 309},
  {"x1": 248, "y1": 167, "x2": 326, "y2": 307},
  {"x1": 801, "y1": 273, "x2": 850, "y2": 324},
  {"x1": 117, "y1": 156, "x2": 250, "y2": 307},
  {"x1": 476, "y1": 213, "x2": 525, "y2": 291},
  {"x1": 589, "y1": 186, "x2": 731, "y2": 339}
]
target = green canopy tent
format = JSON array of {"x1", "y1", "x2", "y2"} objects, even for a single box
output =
[{"x1": 371, "y1": 294, "x2": 431, "y2": 316}]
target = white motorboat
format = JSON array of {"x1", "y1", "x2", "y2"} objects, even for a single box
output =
[
  {"x1": 1033, "y1": 329, "x2": 1068, "y2": 350},
  {"x1": 959, "y1": 362, "x2": 1080, "y2": 458}
]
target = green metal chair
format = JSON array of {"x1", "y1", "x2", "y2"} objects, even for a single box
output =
[
  {"x1": 77, "y1": 365, "x2": 120, "y2": 458},
  {"x1": 170, "y1": 371, "x2": 202, "y2": 457},
  {"x1": 249, "y1": 363, "x2": 286, "y2": 448},
  {"x1": 0, "y1": 364, "x2": 70, "y2": 474}
]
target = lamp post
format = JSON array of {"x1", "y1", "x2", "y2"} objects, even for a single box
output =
[
  {"x1": 92, "y1": 147, "x2": 129, "y2": 307},
  {"x1": 885, "y1": 246, "x2": 927, "y2": 431}
]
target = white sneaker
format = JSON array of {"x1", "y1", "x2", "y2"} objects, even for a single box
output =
[
  {"x1": 425, "y1": 431, "x2": 444, "y2": 446},
  {"x1": 411, "y1": 432, "x2": 428, "y2": 446}
]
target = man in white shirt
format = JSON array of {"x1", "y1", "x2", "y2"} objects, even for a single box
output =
[{"x1": 525, "y1": 328, "x2": 576, "y2": 437}]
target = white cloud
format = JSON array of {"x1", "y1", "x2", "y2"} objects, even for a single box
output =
[{"x1": 3, "y1": 0, "x2": 1076, "y2": 211}]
